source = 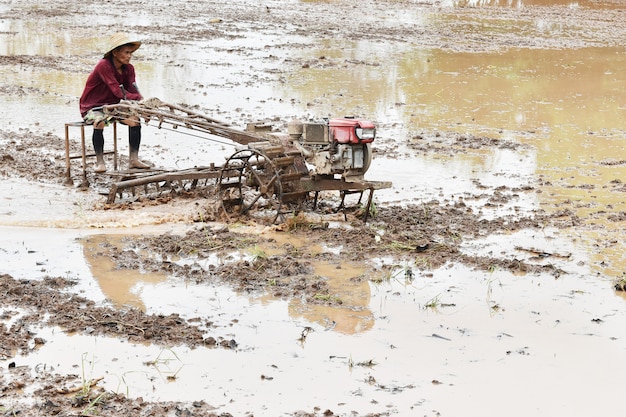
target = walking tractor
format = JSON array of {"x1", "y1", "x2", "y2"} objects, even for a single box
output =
[{"x1": 98, "y1": 98, "x2": 391, "y2": 223}]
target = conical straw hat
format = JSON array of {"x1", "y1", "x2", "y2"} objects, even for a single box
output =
[{"x1": 104, "y1": 32, "x2": 141, "y2": 57}]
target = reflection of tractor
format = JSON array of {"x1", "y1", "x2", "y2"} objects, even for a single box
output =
[{"x1": 102, "y1": 98, "x2": 391, "y2": 223}]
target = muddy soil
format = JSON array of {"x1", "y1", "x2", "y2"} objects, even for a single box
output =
[{"x1": 1, "y1": 0, "x2": 625, "y2": 416}]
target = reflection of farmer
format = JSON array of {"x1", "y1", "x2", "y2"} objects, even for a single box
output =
[{"x1": 79, "y1": 33, "x2": 150, "y2": 173}]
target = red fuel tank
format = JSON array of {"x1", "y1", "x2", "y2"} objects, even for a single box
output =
[{"x1": 329, "y1": 117, "x2": 376, "y2": 144}]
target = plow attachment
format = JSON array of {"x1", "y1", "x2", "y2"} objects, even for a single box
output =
[{"x1": 91, "y1": 98, "x2": 392, "y2": 223}]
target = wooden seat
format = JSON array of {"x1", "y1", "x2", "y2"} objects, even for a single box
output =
[{"x1": 63, "y1": 120, "x2": 119, "y2": 186}]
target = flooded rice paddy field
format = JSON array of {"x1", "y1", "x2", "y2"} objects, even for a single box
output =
[{"x1": 1, "y1": 0, "x2": 626, "y2": 416}]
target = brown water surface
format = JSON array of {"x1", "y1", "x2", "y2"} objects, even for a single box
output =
[{"x1": 2, "y1": 1, "x2": 626, "y2": 415}]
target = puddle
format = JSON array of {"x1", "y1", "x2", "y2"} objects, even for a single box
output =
[
  {"x1": 3, "y1": 215, "x2": 624, "y2": 417},
  {"x1": 2, "y1": 1, "x2": 626, "y2": 415},
  {"x1": 82, "y1": 235, "x2": 169, "y2": 310},
  {"x1": 291, "y1": 260, "x2": 375, "y2": 334},
  {"x1": 3, "y1": 230, "x2": 626, "y2": 415},
  {"x1": 443, "y1": 0, "x2": 626, "y2": 8}
]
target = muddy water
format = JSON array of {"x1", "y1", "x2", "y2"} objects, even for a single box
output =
[
  {"x1": 279, "y1": 42, "x2": 626, "y2": 277},
  {"x1": 449, "y1": 0, "x2": 624, "y2": 7},
  {"x1": 2, "y1": 2, "x2": 626, "y2": 416},
  {"x1": 2, "y1": 226, "x2": 626, "y2": 416}
]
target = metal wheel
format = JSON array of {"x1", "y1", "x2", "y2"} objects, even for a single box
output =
[{"x1": 219, "y1": 148, "x2": 285, "y2": 224}]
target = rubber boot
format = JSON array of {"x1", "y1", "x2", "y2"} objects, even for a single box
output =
[
  {"x1": 92, "y1": 129, "x2": 106, "y2": 173},
  {"x1": 128, "y1": 125, "x2": 150, "y2": 169}
]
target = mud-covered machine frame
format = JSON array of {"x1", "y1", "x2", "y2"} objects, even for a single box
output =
[{"x1": 98, "y1": 98, "x2": 391, "y2": 223}]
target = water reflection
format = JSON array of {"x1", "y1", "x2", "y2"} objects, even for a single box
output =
[
  {"x1": 79, "y1": 229, "x2": 378, "y2": 335},
  {"x1": 282, "y1": 46, "x2": 626, "y2": 135},
  {"x1": 82, "y1": 235, "x2": 168, "y2": 310},
  {"x1": 289, "y1": 261, "x2": 374, "y2": 334},
  {"x1": 279, "y1": 44, "x2": 626, "y2": 279},
  {"x1": 254, "y1": 231, "x2": 376, "y2": 334},
  {"x1": 2, "y1": 0, "x2": 626, "y2": 284},
  {"x1": 0, "y1": 21, "x2": 69, "y2": 56},
  {"x1": 3, "y1": 4, "x2": 626, "y2": 412}
]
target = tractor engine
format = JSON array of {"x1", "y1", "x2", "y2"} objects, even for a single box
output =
[{"x1": 288, "y1": 117, "x2": 375, "y2": 181}]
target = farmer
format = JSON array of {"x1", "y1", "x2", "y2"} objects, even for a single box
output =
[{"x1": 79, "y1": 32, "x2": 150, "y2": 173}]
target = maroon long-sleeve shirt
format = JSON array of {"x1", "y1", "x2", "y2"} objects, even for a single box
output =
[{"x1": 79, "y1": 58, "x2": 142, "y2": 117}]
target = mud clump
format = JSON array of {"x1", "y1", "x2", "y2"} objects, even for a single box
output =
[{"x1": 1, "y1": 0, "x2": 624, "y2": 416}]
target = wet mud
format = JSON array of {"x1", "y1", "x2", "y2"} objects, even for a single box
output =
[{"x1": 2, "y1": 0, "x2": 626, "y2": 416}]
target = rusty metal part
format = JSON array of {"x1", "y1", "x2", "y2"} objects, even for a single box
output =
[
  {"x1": 218, "y1": 146, "x2": 309, "y2": 224},
  {"x1": 106, "y1": 166, "x2": 221, "y2": 204},
  {"x1": 97, "y1": 98, "x2": 391, "y2": 223},
  {"x1": 103, "y1": 98, "x2": 265, "y2": 145}
]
